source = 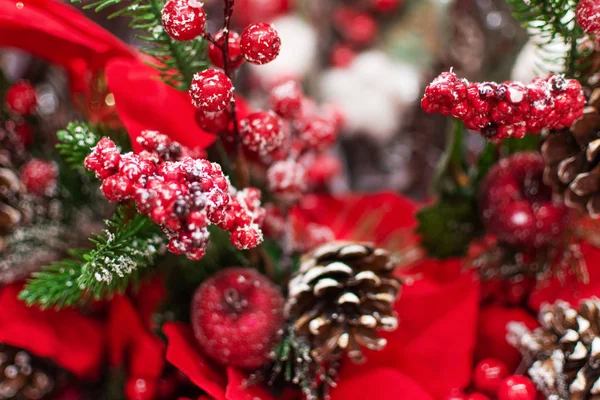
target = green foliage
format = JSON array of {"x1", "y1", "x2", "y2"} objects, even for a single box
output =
[
  {"x1": 56, "y1": 122, "x2": 100, "y2": 171},
  {"x1": 75, "y1": 0, "x2": 208, "y2": 90},
  {"x1": 20, "y1": 207, "x2": 165, "y2": 309},
  {"x1": 506, "y1": 0, "x2": 591, "y2": 78}
]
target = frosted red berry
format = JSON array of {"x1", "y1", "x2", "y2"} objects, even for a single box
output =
[
  {"x1": 299, "y1": 116, "x2": 337, "y2": 152},
  {"x1": 479, "y1": 152, "x2": 568, "y2": 249},
  {"x1": 125, "y1": 377, "x2": 159, "y2": 400},
  {"x1": 239, "y1": 111, "x2": 285, "y2": 157},
  {"x1": 191, "y1": 268, "x2": 285, "y2": 369},
  {"x1": 474, "y1": 358, "x2": 509, "y2": 394},
  {"x1": 422, "y1": 71, "x2": 585, "y2": 140},
  {"x1": 267, "y1": 159, "x2": 306, "y2": 202},
  {"x1": 497, "y1": 375, "x2": 536, "y2": 400},
  {"x1": 208, "y1": 30, "x2": 244, "y2": 70},
  {"x1": 190, "y1": 69, "x2": 234, "y2": 112},
  {"x1": 21, "y1": 159, "x2": 57, "y2": 196},
  {"x1": 161, "y1": 0, "x2": 206, "y2": 41},
  {"x1": 240, "y1": 23, "x2": 281, "y2": 65},
  {"x1": 195, "y1": 108, "x2": 231, "y2": 133},
  {"x1": 303, "y1": 153, "x2": 342, "y2": 186},
  {"x1": 269, "y1": 80, "x2": 303, "y2": 119},
  {"x1": 5, "y1": 81, "x2": 37, "y2": 116},
  {"x1": 85, "y1": 138, "x2": 122, "y2": 179},
  {"x1": 577, "y1": 0, "x2": 600, "y2": 34}
]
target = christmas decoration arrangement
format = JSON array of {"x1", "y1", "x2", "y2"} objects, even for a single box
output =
[{"x1": 5, "y1": 0, "x2": 600, "y2": 399}]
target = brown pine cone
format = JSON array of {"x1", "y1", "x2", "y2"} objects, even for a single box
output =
[
  {"x1": 0, "y1": 167, "x2": 25, "y2": 233},
  {"x1": 542, "y1": 88, "x2": 600, "y2": 217},
  {"x1": 509, "y1": 298, "x2": 600, "y2": 399},
  {"x1": 284, "y1": 241, "x2": 401, "y2": 364}
]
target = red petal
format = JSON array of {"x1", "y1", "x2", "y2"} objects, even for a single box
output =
[
  {"x1": 331, "y1": 367, "x2": 434, "y2": 400},
  {"x1": 164, "y1": 322, "x2": 227, "y2": 400},
  {"x1": 0, "y1": 284, "x2": 104, "y2": 377},
  {"x1": 105, "y1": 58, "x2": 215, "y2": 152}
]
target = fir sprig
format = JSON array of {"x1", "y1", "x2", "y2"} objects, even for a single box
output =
[
  {"x1": 506, "y1": 0, "x2": 591, "y2": 78},
  {"x1": 75, "y1": 0, "x2": 208, "y2": 89},
  {"x1": 19, "y1": 206, "x2": 166, "y2": 309}
]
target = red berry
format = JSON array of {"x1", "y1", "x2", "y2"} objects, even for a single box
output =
[
  {"x1": 191, "y1": 268, "x2": 285, "y2": 369},
  {"x1": 371, "y1": 0, "x2": 402, "y2": 12},
  {"x1": 161, "y1": 0, "x2": 206, "y2": 41},
  {"x1": 102, "y1": 174, "x2": 134, "y2": 202},
  {"x1": 239, "y1": 111, "x2": 285, "y2": 156},
  {"x1": 267, "y1": 159, "x2": 306, "y2": 202},
  {"x1": 343, "y1": 12, "x2": 378, "y2": 46},
  {"x1": 467, "y1": 395, "x2": 491, "y2": 400},
  {"x1": 474, "y1": 358, "x2": 509, "y2": 394},
  {"x1": 125, "y1": 377, "x2": 159, "y2": 400},
  {"x1": 269, "y1": 80, "x2": 303, "y2": 119},
  {"x1": 442, "y1": 392, "x2": 467, "y2": 400},
  {"x1": 479, "y1": 152, "x2": 568, "y2": 248},
  {"x1": 303, "y1": 153, "x2": 342, "y2": 186},
  {"x1": 299, "y1": 117, "x2": 337, "y2": 151},
  {"x1": 577, "y1": 0, "x2": 600, "y2": 35},
  {"x1": 208, "y1": 30, "x2": 244, "y2": 70},
  {"x1": 233, "y1": 0, "x2": 291, "y2": 26},
  {"x1": 230, "y1": 225, "x2": 263, "y2": 250},
  {"x1": 195, "y1": 108, "x2": 231, "y2": 133},
  {"x1": 5, "y1": 81, "x2": 37, "y2": 116},
  {"x1": 21, "y1": 159, "x2": 57, "y2": 196},
  {"x1": 330, "y1": 44, "x2": 356, "y2": 68},
  {"x1": 497, "y1": 375, "x2": 536, "y2": 400},
  {"x1": 189, "y1": 69, "x2": 234, "y2": 112},
  {"x1": 240, "y1": 23, "x2": 281, "y2": 65}
]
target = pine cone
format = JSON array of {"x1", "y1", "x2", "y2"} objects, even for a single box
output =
[
  {"x1": 509, "y1": 298, "x2": 600, "y2": 399},
  {"x1": 0, "y1": 167, "x2": 25, "y2": 233},
  {"x1": 542, "y1": 88, "x2": 600, "y2": 217},
  {"x1": 284, "y1": 241, "x2": 402, "y2": 364},
  {"x1": 0, "y1": 344, "x2": 67, "y2": 399}
]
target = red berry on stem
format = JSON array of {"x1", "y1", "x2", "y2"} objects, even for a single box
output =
[
  {"x1": 125, "y1": 377, "x2": 159, "y2": 400},
  {"x1": 269, "y1": 80, "x2": 303, "y2": 119},
  {"x1": 336, "y1": 10, "x2": 377, "y2": 46},
  {"x1": 577, "y1": 0, "x2": 600, "y2": 34},
  {"x1": 239, "y1": 111, "x2": 285, "y2": 157},
  {"x1": 161, "y1": 0, "x2": 206, "y2": 41},
  {"x1": 497, "y1": 375, "x2": 536, "y2": 400},
  {"x1": 191, "y1": 268, "x2": 285, "y2": 369},
  {"x1": 304, "y1": 153, "x2": 342, "y2": 186},
  {"x1": 208, "y1": 30, "x2": 244, "y2": 70},
  {"x1": 300, "y1": 116, "x2": 337, "y2": 151},
  {"x1": 195, "y1": 108, "x2": 231, "y2": 134},
  {"x1": 5, "y1": 81, "x2": 37, "y2": 116},
  {"x1": 474, "y1": 358, "x2": 509, "y2": 394},
  {"x1": 190, "y1": 69, "x2": 234, "y2": 112},
  {"x1": 21, "y1": 159, "x2": 57, "y2": 196},
  {"x1": 267, "y1": 159, "x2": 306, "y2": 202},
  {"x1": 240, "y1": 23, "x2": 281, "y2": 65}
]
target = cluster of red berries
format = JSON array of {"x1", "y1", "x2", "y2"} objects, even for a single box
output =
[
  {"x1": 479, "y1": 152, "x2": 568, "y2": 249},
  {"x1": 444, "y1": 359, "x2": 537, "y2": 400},
  {"x1": 422, "y1": 71, "x2": 585, "y2": 140},
  {"x1": 85, "y1": 131, "x2": 264, "y2": 260}
]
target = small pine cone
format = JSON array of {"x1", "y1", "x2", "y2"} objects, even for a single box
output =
[
  {"x1": 0, "y1": 344, "x2": 67, "y2": 399},
  {"x1": 509, "y1": 298, "x2": 600, "y2": 399},
  {"x1": 0, "y1": 167, "x2": 24, "y2": 233},
  {"x1": 284, "y1": 241, "x2": 402, "y2": 364},
  {"x1": 542, "y1": 88, "x2": 600, "y2": 217}
]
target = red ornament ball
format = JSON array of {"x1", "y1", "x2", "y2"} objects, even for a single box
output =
[
  {"x1": 479, "y1": 152, "x2": 568, "y2": 249},
  {"x1": 5, "y1": 81, "x2": 37, "y2": 116},
  {"x1": 195, "y1": 108, "x2": 231, "y2": 134},
  {"x1": 497, "y1": 375, "x2": 536, "y2": 400},
  {"x1": 191, "y1": 267, "x2": 285, "y2": 369},
  {"x1": 161, "y1": 0, "x2": 206, "y2": 41},
  {"x1": 125, "y1": 377, "x2": 159, "y2": 400},
  {"x1": 577, "y1": 0, "x2": 600, "y2": 34},
  {"x1": 269, "y1": 80, "x2": 303, "y2": 119},
  {"x1": 208, "y1": 30, "x2": 244, "y2": 70},
  {"x1": 240, "y1": 23, "x2": 281, "y2": 65},
  {"x1": 239, "y1": 111, "x2": 285, "y2": 156},
  {"x1": 371, "y1": 0, "x2": 403, "y2": 12},
  {"x1": 21, "y1": 159, "x2": 58, "y2": 197},
  {"x1": 474, "y1": 358, "x2": 509, "y2": 394},
  {"x1": 189, "y1": 69, "x2": 234, "y2": 112}
]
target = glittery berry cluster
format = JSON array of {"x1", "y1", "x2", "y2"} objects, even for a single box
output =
[
  {"x1": 421, "y1": 71, "x2": 585, "y2": 140},
  {"x1": 85, "y1": 131, "x2": 264, "y2": 260}
]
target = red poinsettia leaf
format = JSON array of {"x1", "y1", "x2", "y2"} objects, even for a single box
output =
[
  {"x1": 107, "y1": 295, "x2": 165, "y2": 378},
  {"x1": 133, "y1": 276, "x2": 166, "y2": 330},
  {"x1": 164, "y1": 322, "x2": 227, "y2": 400},
  {"x1": 294, "y1": 192, "x2": 418, "y2": 249},
  {"x1": 105, "y1": 58, "x2": 215, "y2": 152},
  {"x1": 0, "y1": 0, "x2": 133, "y2": 88},
  {"x1": 331, "y1": 367, "x2": 434, "y2": 400},
  {"x1": 0, "y1": 284, "x2": 104, "y2": 377},
  {"x1": 475, "y1": 305, "x2": 539, "y2": 372}
]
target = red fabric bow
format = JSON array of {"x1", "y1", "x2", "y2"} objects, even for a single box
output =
[{"x1": 0, "y1": 284, "x2": 104, "y2": 378}]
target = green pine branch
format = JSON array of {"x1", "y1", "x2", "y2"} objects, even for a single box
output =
[
  {"x1": 75, "y1": 0, "x2": 208, "y2": 90},
  {"x1": 19, "y1": 206, "x2": 166, "y2": 309},
  {"x1": 507, "y1": 0, "x2": 591, "y2": 78}
]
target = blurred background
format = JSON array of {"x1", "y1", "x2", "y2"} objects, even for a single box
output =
[{"x1": 0, "y1": 0, "x2": 532, "y2": 199}]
